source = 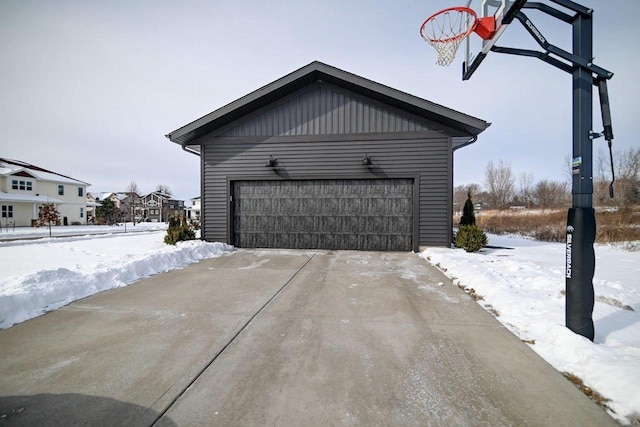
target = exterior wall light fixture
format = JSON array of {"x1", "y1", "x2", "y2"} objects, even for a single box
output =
[
  {"x1": 362, "y1": 154, "x2": 372, "y2": 166},
  {"x1": 265, "y1": 155, "x2": 278, "y2": 168}
]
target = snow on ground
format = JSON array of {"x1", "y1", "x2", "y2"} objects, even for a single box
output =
[
  {"x1": 0, "y1": 223, "x2": 232, "y2": 329},
  {"x1": 422, "y1": 234, "x2": 640, "y2": 425},
  {"x1": 0, "y1": 222, "x2": 167, "y2": 240},
  {"x1": 1, "y1": 225, "x2": 638, "y2": 423}
]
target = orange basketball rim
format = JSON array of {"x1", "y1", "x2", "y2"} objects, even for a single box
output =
[{"x1": 420, "y1": 6, "x2": 496, "y2": 66}]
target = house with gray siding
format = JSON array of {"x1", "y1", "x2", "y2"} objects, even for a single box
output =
[{"x1": 166, "y1": 61, "x2": 489, "y2": 251}]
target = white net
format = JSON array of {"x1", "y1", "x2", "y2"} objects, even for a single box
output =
[
  {"x1": 428, "y1": 38, "x2": 466, "y2": 67},
  {"x1": 420, "y1": 8, "x2": 476, "y2": 66}
]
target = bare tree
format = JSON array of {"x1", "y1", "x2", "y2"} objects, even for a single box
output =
[
  {"x1": 595, "y1": 147, "x2": 640, "y2": 206},
  {"x1": 516, "y1": 172, "x2": 535, "y2": 208},
  {"x1": 533, "y1": 180, "x2": 570, "y2": 209},
  {"x1": 465, "y1": 183, "x2": 482, "y2": 198},
  {"x1": 594, "y1": 148, "x2": 612, "y2": 205},
  {"x1": 155, "y1": 184, "x2": 173, "y2": 196},
  {"x1": 453, "y1": 183, "x2": 482, "y2": 212},
  {"x1": 484, "y1": 160, "x2": 515, "y2": 209},
  {"x1": 126, "y1": 180, "x2": 140, "y2": 196},
  {"x1": 563, "y1": 154, "x2": 574, "y2": 185},
  {"x1": 615, "y1": 147, "x2": 640, "y2": 205},
  {"x1": 37, "y1": 203, "x2": 60, "y2": 237}
]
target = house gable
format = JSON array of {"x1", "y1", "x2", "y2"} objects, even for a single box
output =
[
  {"x1": 142, "y1": 192, "x2": 173, "y2": 207},
  {"x1": 219, "y1": 85, "x2": 431, "y2": 138},
  {"x1": 11, "y1": 171, "x2": 38, "y2": 179},
  {"x1": 166, "y1": 61, "x2": 490, "y2": 147}
]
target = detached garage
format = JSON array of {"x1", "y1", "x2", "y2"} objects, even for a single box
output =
[{"x1": 166, "y1": 61, "x2": 489, "y2": 251}]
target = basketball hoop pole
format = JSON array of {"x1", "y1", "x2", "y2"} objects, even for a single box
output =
[
  {"x1": 566, "y1": 1, "x2": 596, "y2": 340},
  {"x1": 466, "y1": 0, "x2": 614, "y2": 341},
  {"x1": 422, "y1": 0, "x2": 615, "y2": 340}
]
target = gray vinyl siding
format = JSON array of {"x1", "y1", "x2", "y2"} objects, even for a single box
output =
[
  {"x1": 195, "y1": 82, "x2": 455, "y2": 250},
  {"x1": 219, "y1": 84, "x2": 431, "y2": 138},
  {"x1": 201, "y1": 134, "x2": 452, "y2": 249},
  {"x1": 167, "y1": 63, "x2": 487, "y2": 250}
]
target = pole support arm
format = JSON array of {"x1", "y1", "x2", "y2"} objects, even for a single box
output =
[{"x1": 510, "y1": 11, "x2": 613, "y2": 80}]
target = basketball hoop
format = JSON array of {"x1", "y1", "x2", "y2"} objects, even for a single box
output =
[{"x1": 420, "y1": 6, "x2": 495, "y2": 66}]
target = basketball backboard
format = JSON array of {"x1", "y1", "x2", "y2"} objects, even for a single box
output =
[{"x1": 463, "y1": 0, "x2": 527, "y2": 80}]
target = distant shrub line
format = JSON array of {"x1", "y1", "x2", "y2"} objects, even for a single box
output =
[{"x1": 455, "y1": 207, "x2": 640, "y2": 246}]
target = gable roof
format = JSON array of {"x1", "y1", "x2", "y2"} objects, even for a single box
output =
[
  {"x1": 142, "y1": 191, "x2": 174, "y2": 200},
  {"x1": 165, "y1": 61, "x2": 490, "y2": 148},
  {"x1": 0, "y1": 158, "x2": 90, "y2": 186}
]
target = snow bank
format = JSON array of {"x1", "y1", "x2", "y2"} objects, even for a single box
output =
[
  {"x1": 421, "y1": 235, "x2": 640, "y2": 424},
  {"x1": 0, "y1": 232, "x2": 232, "y2": 329}
]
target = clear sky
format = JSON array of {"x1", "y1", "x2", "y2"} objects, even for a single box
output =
[{"x1": 1, "y1": 0, "x2": 638, "y2": 200}]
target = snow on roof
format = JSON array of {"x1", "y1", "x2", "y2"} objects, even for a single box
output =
[
  {"x1": 0, "y1": 158, "x2": 90, "y2": 186},
  {"x1": 0, "y1": 191, "x2": 66, "y2": 204},
  {"x1": 0, "y1": 167, "x2": 18, "y2": 176},
  {"x1": 142, "y1": 191, "x2": 174, "y2": 199},
  {"x1": 90, "y1": 192, "x2": 134, "y2": 201}
]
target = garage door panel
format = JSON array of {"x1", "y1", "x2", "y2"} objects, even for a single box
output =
[
  {"x1": 232, "y1": 179, "x2": 413, "y2": 251},
  {"x1": 391, "y1": 216, "x2": 413, "y2": 233}
]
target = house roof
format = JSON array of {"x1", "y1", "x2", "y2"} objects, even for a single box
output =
[
  {"x1": 88, "y1": 191, "x2": 140, "y2": 200},
  {"x1": 142, "y1": 191, "x2": 175, "y2": 200},
  {"x1": 0, "y1": 191, "x2": 66, "y2": 204},
  {"x1": 98, "y1": 192, "x2": 127, "y2": 201},
  {"x1": 0, "y1": 158, "x2": 90, "y2": 186},
  {"x1": 165, "y1": 61, "x2": 490, "y2": 147}
]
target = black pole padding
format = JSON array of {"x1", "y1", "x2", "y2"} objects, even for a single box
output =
[{"x1": 565, "y1": 207, "x2": 596, "y2": 341}]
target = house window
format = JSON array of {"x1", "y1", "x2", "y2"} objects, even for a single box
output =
[
  {"x1": 80, "y1": 207, "x2": 84, "y2": 218},
  {"x1": 11, "y1": 180, "x2": 32, "y2": 191},
  {"x1": 58, "y1": 185, "x2": 64, "y2": 195},
  {"x1": 78, "y1": 187, "x2": 84, "y2": 197},
  {"x1": 1, "y1": 205, "x2": 13, "y2": 218}
]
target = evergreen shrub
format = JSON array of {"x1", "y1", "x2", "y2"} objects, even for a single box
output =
[
  {"x1": 460, "y1": 192, "x2": 476, "y2": 226},
  {"x1": 164, "y1": 213, "x2": 196, "y2": 245},
  {"x1": 455, "y1": 225, "x2": 488, "y2": 252}
]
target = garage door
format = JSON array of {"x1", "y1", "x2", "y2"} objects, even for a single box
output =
[{"x1": 232, "y1": 179, "x2": 413, "y2": 251}]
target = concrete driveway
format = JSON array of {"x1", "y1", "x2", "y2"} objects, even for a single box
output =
[{"x1": 0, "y1": 249, "x2": 614, "y2": 426}]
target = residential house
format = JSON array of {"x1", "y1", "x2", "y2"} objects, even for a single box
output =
[
  {"x1": 120, "y1": 192, "x2": 142, "y2": 222},
  {"x1": 97, "y1": 192, "x2": 126, "y2": 208},
  {"x1": 140, "y1": 192, "x2": 184, "y2": 222},
  {"x1": 186, "y1": 196, "x2": 201, "y2": 223},
  {"x1": 0, "y1": 158, "x2": 90, "y2": 227},
  {"x1": 88, "y1": 192, "x2": 143, "y2": 222},
  {"x1": 85, "y1": 193, "x2": 100, "y2": 222}
]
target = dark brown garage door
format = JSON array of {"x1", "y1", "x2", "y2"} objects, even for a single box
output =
[{"x1": 232, "y1": 179, "x2": 413, "y2": 251}]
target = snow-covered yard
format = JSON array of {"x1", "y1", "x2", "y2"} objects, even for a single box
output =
[
  {"x1": 0, "y1": 225, "x2": 638, "y2": 424},
  {"x1": 422, "y1": 235, "x2": 640, "y2": 425},
  {"x1": 0, "y1": 223, "x2": 232, "y2": 329}
]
